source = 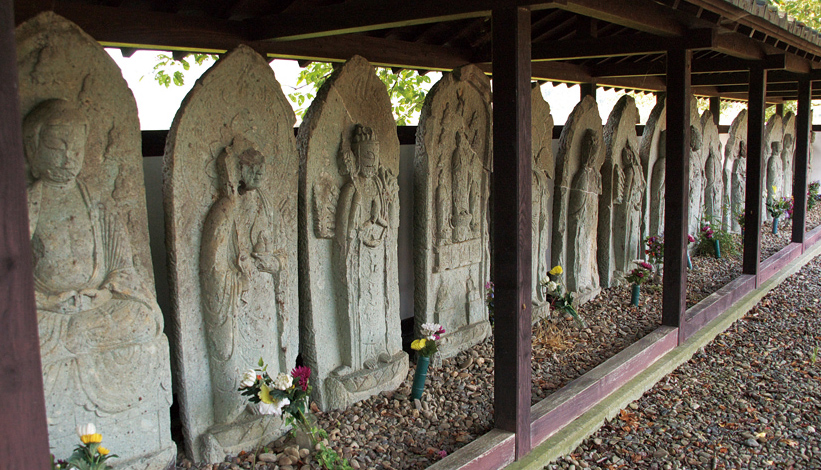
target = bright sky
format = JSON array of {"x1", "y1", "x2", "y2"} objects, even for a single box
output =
[{"x1": 107, "y1": 47, "x2": 774, "y2": 131}]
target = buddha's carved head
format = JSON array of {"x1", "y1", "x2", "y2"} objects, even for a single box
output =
[{"x1": 23, "y1": 99, "x2": 89, "y2": 184}]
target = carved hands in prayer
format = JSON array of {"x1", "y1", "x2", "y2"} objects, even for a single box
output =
[{"x1": 37, "y1": 287, "x2": 114, "y2": 314}]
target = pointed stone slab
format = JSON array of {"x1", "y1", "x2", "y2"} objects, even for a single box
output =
[
  {"x1": 640, "y1": 97, "x2": 667, "y2": 242},
  {"x1": 599, "y1": 95, "x2": 643, "y2": 288},
  {"x1": 16, "y1": 12, "x2": 174, "y2": 469},
  {"x1": 700, "y1": 110, "x2": 723, "y2": 225},
  {"x1": 298, "y1": 56, "x2": 407, "y2": 410},
  {"x1": 414, "y1": 64, "x2": 492, "y2": 358},
  {"x1": 531, "y1": 85, "x2": 555, "y2": 321},
  {"x1": 727, "y1": 109, "x2": 748, "y2": 232},
  {"x1": 164, "y1": 45, "x2": 299, "y2": 462},
  {"x1": 552, "y1": 95, "x2": 604, "y2": 304}
]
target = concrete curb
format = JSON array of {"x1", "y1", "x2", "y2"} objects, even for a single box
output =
[{"x1": 506, "y1": 240, "x2": 821, "y2": 470}]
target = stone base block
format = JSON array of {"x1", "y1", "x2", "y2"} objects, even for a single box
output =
[
  {"x1": 116, "y1": 444, "x2": 176, "y2": 470},
  {"x1": 324, "y1": 351, "x2": 409, "y2": 410},
  {"x1": 437, "y1": 320, "x2": 492, "y2": 359},
  {"x1": 199, "y1": 414, "x2": 286, "y2": 464}
]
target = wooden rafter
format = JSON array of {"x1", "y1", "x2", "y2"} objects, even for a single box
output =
[{"x1": 530, "y1": 28, "x2": 715, "y2": 61}]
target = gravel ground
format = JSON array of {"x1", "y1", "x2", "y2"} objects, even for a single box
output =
[
  {"x1": 175, "y1": 204, "x2": 821, "y2": 470},
  {"x1": 546, "y1": 253, "x2": 821, "y2": 470}
]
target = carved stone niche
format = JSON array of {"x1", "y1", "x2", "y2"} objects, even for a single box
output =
[
  {"x1": 599, "y1": 95, "x2": 643, "y2": 288},
  {"x1": 414, "y1": 64, "x2": 493, "y2": 358},
  {"x1": 552, "y1": 95, "x2": 604, "y2": 305},
  {"x1": 298, "y1": 56, "x2": 407, "y2": 411},
  {"x1": 700, "y1": 110, "x2": 723, "y2": 226},
  {"x1": 163, "y1": 45, "x2": 300, "y2": 463},
  {"x1": 17, "y1": 13, "x2": 175, "y2": 469},
  {"x1": 782, "y1": 112, "x2": 796, "y2": 198},
  {"x1": 639, "y1": 97, "x2": 666, "y2": 246},
  {"x1": 531, "y1": 84, "x2": 555, "y2": 322},
  {"x1": 727, "y1": 110, "x2": 748, "y2": 233},
  {"x1": 764, "y1": 114, "x2": 785, "y2": 222}
]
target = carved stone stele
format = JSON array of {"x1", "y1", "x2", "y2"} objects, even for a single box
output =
[
  {"x1": 414, "y1": 65, "x2": 492, "y2": 357},
  {"x1": 599, "y1": 95, "x2": 643, "y2": 288},
  {"x1": 639, "y1": 97, "x2": 666, "y2": 244},
  {"x1": 687, "y1": 96, "x2": 704, "y2": 239},
  {"x1": 531, "y1": 85, "x2": 554, "y2": 322},
  {"x1": 700, "y1": 110, "x2": 723, "y2": 225},
  {"x1": 163, "y1": 46, "x2": 299, "y2": 462},
  {"x1": 552, "y1": 96, "x2": 604, "y2": 304},
  {"x1": 782, "y1": 112, "x2": 796, "y2": 198},
  {"x1": 727, "y1": 110, "x2": 748, "y2": 232},
  {"x1": 298, "y1": 56, "x2": 407, "y2": 411},
  {"x1": 764, "y1": 114, "x2": 785, "y2": 222},
  {"x1": 17, "y1": 13, "x2": 174, "y2": 469}
]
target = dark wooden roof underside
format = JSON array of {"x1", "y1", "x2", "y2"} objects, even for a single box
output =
[{"x1": 14, "y1": 0, "x2": 821, "y2": 101}]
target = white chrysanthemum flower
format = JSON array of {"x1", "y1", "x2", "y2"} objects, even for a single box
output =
[
  {"x1": 547, "y1": 281, "x2": 559, "y2": 292},
  {"x1": 76, "y1": 423, "x2": 96, "y2": 438},
  {"x1": 240, "y1": 369, "x2": 257, "y2": 388},
  {"x1": 273, "y1": 372, "x2": 293, "y2": 391},
  {"x1": 259, "y1": 398, "x2": 291, "y2": 416}
]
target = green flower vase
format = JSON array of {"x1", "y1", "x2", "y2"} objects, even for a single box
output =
[
  {"x1": 772, "y1": 216, "x2": 779, "y2": 234},
  {"x1": 686, "y1": 252, "x2": 692, "y2": 270},
  {"x1": 713, "y1": 239, "x2": 721, "y2": 259},
  {"x1": 631, "y1": 284, "x2": 640, "y2": 306},
  {"x1": 411, "y1": 355, "x2": 430, "y2": 400}
]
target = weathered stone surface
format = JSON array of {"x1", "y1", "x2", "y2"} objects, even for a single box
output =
[
  {"x1": 552, "y1": 96, "x2": 604, "y2": 304},
  {"x1": 414, "y1": 64, "x2": 492, "y2": 358},
  {"x1": 164, "y1": 46, "x2": 298, "y2": 462},
  {"x1": 764, "y1": 114, "x2": 784, "y2": 222},
  {"x1": 16, "y1": 13, "x2": 174, "y2": 469},
  {"x1": 687, "y1": 97, "x2": 704, "y2": 238},
  {"x1": 639, "y1": 97, "x2": 666, "y2": 242},
  {"x1": 298, "y1": 56, "x2": 407, "y2": 410},
  {"x1": 727, "y1": 110, "x2": 748, "y2": 233},
  {"x1": 722, "y1": 109, "x2": 747, "y2": 233},
  {"x1": 700, "y1": 110, "x2": 723, "y2": 225},
  {"x1": 781, "y1": 112, "x2": 796, "y2": 198},
  {"x1": 599, "y1": 95, "x2": 643, "y2": 288},
  {"x1": 531, "y1": 85, "x2": 554, "y2": 321}
]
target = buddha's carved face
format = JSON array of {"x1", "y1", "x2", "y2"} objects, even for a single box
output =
[
  {"x1": 32, "y1": 123, "x2": 86, "y2": 184},
  {"x1": 240, "y1": 161, "x2": 265, "y2": 191},
  {"x1": 357, "y1": 140, "x2": 379, "y2": 178}
]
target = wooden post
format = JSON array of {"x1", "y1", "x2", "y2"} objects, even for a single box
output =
[
  {"x1": 0, "y1": 1, "x2": 51, "y2": 468},
  {"x1": 492, "y1": 6, "x2": 532, "y2": 459},
  {"x1": 776, "y1": 103, "x2": 784, "y2": 117},
  {"x1": 792, "y1": 76, "x2": 811, "y2": 244},
  {"x1": 580, "y1": 82, "x2": 596, "y2": 100},
  {"x1": 709, "y1": 96, "x2": 720, "y2": 126},
  {"x1": 662, "y1": 48, "x2": 690, "y2": 337},
  {"x1": 744, "y1": 65, "x2": 766, "y2": 280}
]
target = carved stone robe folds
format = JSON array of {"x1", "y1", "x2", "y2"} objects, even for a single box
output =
[
  {"x1": 200, "y1": 188, "x2": 283, "y2": 424},
  {"x1": 568, "y1": 166, "x2": 602, "y2": 292}
]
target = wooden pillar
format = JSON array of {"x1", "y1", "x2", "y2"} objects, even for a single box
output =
[
  {"x1": 492, "y1": 6, "x2": 532, "y2": 459},
  {"x1": 709, "y1": 96, "x2": 720, "y2": 126},
  {"x1": 744, "y1": 65, "x2": 766, "y2": 280},
  {"x1": 792, "y1": 76, "x2": 812, "y2": 244},
  {"x1": 662, "y1": 48, "x2": 690, "y2": 336},
  {"x1": 580, "y1": 82, "x2": 596, "y2": 100},
  {"x1": 776, "y1": 103, "x2": 784, "y2": 117},
  {"x1": 0, "y1": 1, "x2": 51, "y2": 468}
]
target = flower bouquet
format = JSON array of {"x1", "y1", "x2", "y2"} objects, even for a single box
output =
[
  {"x1": 687, "y1": 234, "x2": 695, "y2": 269},
  {"x1": 625, "y1": 261, "x2": 653, "y2": 306},
  {"x1": 52, "y1": 423, "x2": 118, "y2": 470},
  {"x1": 410, "y1": 323, "x2": 445, "y2": 400},
  {"x1": 699, "y1": 223, "x2": 720, "y2": 258},
  {"x1": 809, "y1": 181, "x2": 820, "y2": 210},
  {"x1": 766, "y1": 188, "x2": 792, "y2": 234},
  {"x1": 239, "y1": 359, "x2": 324, "y2": 446},
  {"x1": 541, "y1": 265, "x2": 587, "y2": 328}
]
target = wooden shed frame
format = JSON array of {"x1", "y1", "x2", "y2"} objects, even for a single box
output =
[{"x1": 2, "y1": 0, "x2": 821, "y2": 468}]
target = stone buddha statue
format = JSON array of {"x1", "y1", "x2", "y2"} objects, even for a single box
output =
[{"x1": 24, "y1": 98, "x2": 167, "y2": 444}]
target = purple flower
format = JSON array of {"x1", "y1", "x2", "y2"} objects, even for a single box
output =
[
  {"x1": 688, "y1": 234, "x2": 695, "y2": 243},
  {"x1": 291, "y1": 366, "x2": 311, "y2": 391}
]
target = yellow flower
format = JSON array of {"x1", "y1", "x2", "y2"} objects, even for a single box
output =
[
  {"x1": 411, "y1": 338, "x2": 426, "y2": 350},
  {"x1": 258, "y1": 383, "x2": 274, "y2": 404},
  {"x1": 97, "y1": 446, "x2": 110, "y2": 455},
  {"x1": 80, "y1": 433, "x2": 102, "y2": 444},
  {"x1": 549, "y1": 265, "x2": 563, "y2": 276}
]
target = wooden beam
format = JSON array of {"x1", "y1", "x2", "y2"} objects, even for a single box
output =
[
  {"x1": 244, "y1": 0, "x2": 556, "y2": 41},
  {"x1": 491, "y1": 5, "x2": 532, "y2": 460},
  {"x1": 530, "y1": 28, "x2": 715, "y2": 61},
  {"x1": 792, "y1": 76, "x2": 811, "y2": 244},
  {"x1": 743, "y1": 65, "x2": 765, "y2": 281},
  {"x1": 556, "y1": 0, "x2": 686, "y2": 37},
  {"x1": 1, "y1": 0, "x2": 51, "y2": 467},
  {"x1": 662, "y1": 47, "x2": 690, "y2": 339},
  {"x1": 590, "y1": 53, "x2": 788, "y2": 79}
]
